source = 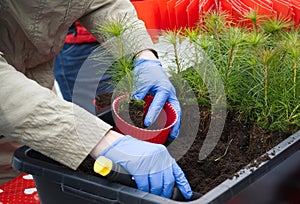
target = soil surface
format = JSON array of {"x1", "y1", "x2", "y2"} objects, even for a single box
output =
[
  {"x1": 94, "y1": 92, "x2": 113, "y2": 108},
  {"x1": 175, "y1": 105, "x2": 290, "y2": 195},
  {"x1": 118, "y1": 98, "x2": 148, "y2": 128},
  {"x1": 118, "y1": 98, "x2": 162, "y2": 130},
  {"x1": 80, "y1": 94, "x2": 291, "y2": 196}
]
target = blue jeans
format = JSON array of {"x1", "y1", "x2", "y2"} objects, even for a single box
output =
[{"x1": 54, "y1": 42, "x2": 114, "y2": 114}]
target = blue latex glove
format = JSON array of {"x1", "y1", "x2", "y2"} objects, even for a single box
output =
[
  {"x1": 99, "y1": 136, "x2": 193, "y2": 199},
  {"x1": 132, "y1": 59, "x2": 181, "y2": 141}
]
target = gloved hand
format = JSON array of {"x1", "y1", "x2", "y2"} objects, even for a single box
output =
[
  {"x1": 98, "y1": 136, "x2": 192, "y2": 199},
  {"x1": 132, "y1": 59, "x2": 181, "y2": 141}
]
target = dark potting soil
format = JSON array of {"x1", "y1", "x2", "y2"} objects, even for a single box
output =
[
  {"x1": 82, "y1": 94, "x2": 291, "y2": 196},
  {"x1": 174, "y1": 105, "x2": 291, "y2": 195},
  {"x1": 96, "y1": 92, "x2": 161, "y2": 130},
  {"x1": 94, "y1": 92, "x2": 113, "y2": 108},
  {"x1": 118, "y1": 99, "x2": 162, "y2": 130}
]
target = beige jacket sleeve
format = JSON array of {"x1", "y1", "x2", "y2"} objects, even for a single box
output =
[
  {"x1": 0, "y1": 56, "x2": 112, "y2": 170},
  {"x1": 0, "y1": 0, "x2": 154, "y2": 171},
  {"x1": 79, "y1": 0, "x2": 155, "y2": 56}
]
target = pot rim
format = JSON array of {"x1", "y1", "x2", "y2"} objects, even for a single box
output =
[{"x1": 112, "y1": 94, "x2": 178, "y2": 133}]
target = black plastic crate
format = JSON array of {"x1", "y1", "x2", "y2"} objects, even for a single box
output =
[
  {"x1": 11, "y1": 109, "x2": 300, "y2": 204},
  {"x1": 13, "y1": 146, "x2": 193, "y2": 204},
  {"x1": 11, "y1": 145, "x2": 300, "y2": 204},
  {"x1": 11, "y1": 109, "x2": 201, "y2": 204}
]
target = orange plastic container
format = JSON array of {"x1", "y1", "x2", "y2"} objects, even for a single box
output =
[
  {"x1": 112, "y1": 94, "x2": 178, "y2": 144},
  {"x1": 175, "y1": 0, "x2": 190, "y2": 28},
  {"x1": 272, "y1": 0, "x2": 293, "y2": 19},
  {"x1": 187, "y1": 0, "x2": 200, "y2": 27},
  {"x1": 167, "y1": 0, "x2": 178, "y2": 29},
  {"x1": 219, "y1": 0, "x2": 233, "y2": 14},
  {"x1": 250, "y1": 0, "x2": 277, "y2": 16},
  {"x1": 199, "y1": 0, "x2": 217, "y2": 17},
  {"x1": 158, "y1": 0, "x2": 171, "y2": 29},
  {"x1": 130, "y1": 0, "x2": 161, "y2": 41},
  {"x1": 291, "y1": 1, "x2": 300, "y2": 25}
]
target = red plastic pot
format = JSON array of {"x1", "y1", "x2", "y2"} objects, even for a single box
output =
[
  {"x1": 112, "y1": 94, "x2": 178, "y2": 144},
  {"x1": 93, "y1": 98, "x2": 111, "y2": 113},
  {"x1": 93, "y1": 99, "x2": 102, "y2": 111}
]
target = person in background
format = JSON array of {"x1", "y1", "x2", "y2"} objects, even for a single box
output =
[
  {"x1": 54, "y1": 21, "x2": 114, "y2": 112},
  {"x1": 0, "y1": 0, "x2": 190, "y2": 200}
]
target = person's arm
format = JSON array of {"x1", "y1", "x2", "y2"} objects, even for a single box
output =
[
  {"x1": 69, "y1": 1, "x2": 187, "y2": 197},
  {"x1": 135, "y1": 49, "x2": 159, "y2": 60},
  {"x1": 91, "y1": 132, "x2": 193, "y2": 199},
  {"x1": 79, "y1": 0, "x2": 154, "y2": 55},
  {"x1": 90, "y1": 130, "x2": 124, "y2": 157},
  {"x1": 0, "y1": 56, "x2": 112, "y2": 170},
  {"x1": 80, "y1": 0, "x2": 181, "y2": 141}
]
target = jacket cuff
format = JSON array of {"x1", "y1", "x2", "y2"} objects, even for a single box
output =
[{"x1": 134, "y1": 49, "x2": 159, "y2": 59}]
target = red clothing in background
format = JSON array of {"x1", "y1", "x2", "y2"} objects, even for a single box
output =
[{"x1": 65, "y1": 22, "x2": 97, "y2": 44}]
